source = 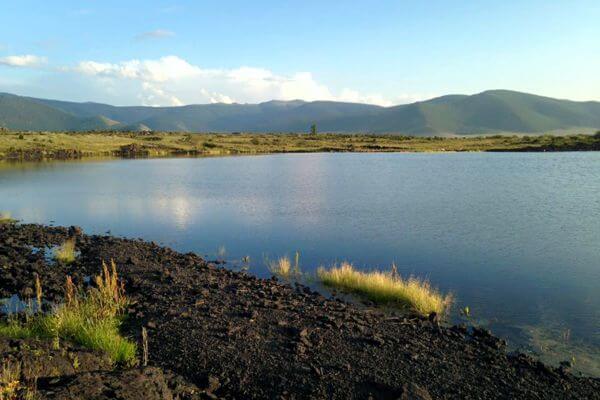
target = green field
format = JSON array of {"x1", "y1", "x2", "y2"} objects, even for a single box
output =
[{"x1": 1, "y1": 131, "x2": 599, "y2": 160}]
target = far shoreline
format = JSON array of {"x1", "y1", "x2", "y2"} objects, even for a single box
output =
[{"x1": 1, "y1": 131, "x2": 600, "y2": 161}]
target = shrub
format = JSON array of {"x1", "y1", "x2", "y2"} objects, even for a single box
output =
[{"x1": 317, "y1": 262, "x2": 451, "y2": 316}]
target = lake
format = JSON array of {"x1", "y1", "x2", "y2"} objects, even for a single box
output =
[{"x1": 1, "y1": 152, "x2": 599, "y2": 374}]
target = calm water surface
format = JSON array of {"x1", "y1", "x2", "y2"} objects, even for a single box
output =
[{"x1": 1, "y1": 153, "x2": 599, "y2": 374}]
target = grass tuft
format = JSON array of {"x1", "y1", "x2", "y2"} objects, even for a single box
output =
[
  {"x1": 317, "y1": 262, "x2": 451, "y2": 316},
  {"x1": 268, "y1": 255, "x2": 301, "y2": 279},
  {"x1": 0, "y1": 361, "x2": 38, "y2": 400},
  {"x1": 0, "y1": 261, "x2": 137, "y2": 366},
  {"x1": 53, "y1": 239, "x2": 77, "y2": 264},
  {"x1": 0, "y1": 212, "x2": 15, "y2": 224},
  {"x1": 0, "y1": 361, "x2": 21, "y2": 400}
]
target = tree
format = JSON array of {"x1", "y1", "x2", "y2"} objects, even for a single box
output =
[{"x1": 310, "y1": 123, "x2": 317, "y2": 135}]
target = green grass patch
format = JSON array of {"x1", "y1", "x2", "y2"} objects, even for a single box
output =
[
  {"x1": 317, "y1": 262, "x2": 452, "y2": 316},
  {"x1": 0, "y1": 261, "x2": 137, "y2": 366}
]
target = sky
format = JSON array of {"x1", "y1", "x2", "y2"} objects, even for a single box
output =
[{"x1": 1, "y1": 0, "x2": 599, "y2": 107}]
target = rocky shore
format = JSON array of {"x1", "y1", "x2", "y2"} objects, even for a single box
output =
[{"x1": 1, "y1": 223, "x2": 599, "y2": 399}]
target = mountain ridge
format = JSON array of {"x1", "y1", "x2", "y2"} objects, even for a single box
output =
[{"x1": 0, "y1": 90, "x2": 598, "y2": 135}]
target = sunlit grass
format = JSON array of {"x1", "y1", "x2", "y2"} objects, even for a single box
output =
[
  {"x1": 0, "y1": 211, "x2": 14, "y2": 224},
  {"x1": 2, "y1": 131, "x2": 598, "y2": 161},
  {"x1": 317, "y1": 262, "x2": 451, "y2": 316},
  {"x1": 0, "y1": 361, "x2": 21, "y2": 400},
  {"x1": 53, "y1": 238, "x2": 76, "y2": 264},
  {"x1": 268, "y1": 256, "x2": 292, "y2": 278},
  {"x1": 0, "y1": 261, "x2": 137, "y2": 366},
  {"x1": 0, "y1": 360, "x2": 38, "y2": 400},
  {"x1": 268, "y1": 253, "x2": 301, "y2": 279}
]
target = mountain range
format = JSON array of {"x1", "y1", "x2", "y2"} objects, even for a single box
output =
[{"x1": 1, "y1": 90, "x2": 599, "y2": 135}]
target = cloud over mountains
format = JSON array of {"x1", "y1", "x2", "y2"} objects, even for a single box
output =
[
  {"x1": 67, "y1": 55, "x2": 404, "y2": 106},
  {"x1": 0, "y1": 52, "x2": 430, "y2": 107}
]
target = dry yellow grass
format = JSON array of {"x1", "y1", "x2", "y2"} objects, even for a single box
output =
[
  {"x1": 53, "y1": 238, "x2": 76, "y2": 264},
  {"x1": 268, "y1": 254, "x2": 301, "y2": 279},
  {"x1": 0, "y1": 361, "x2": 20, "y2": 400},
  {"x1": 268, "y1": 256, "x2": 293, "y2": 278},
  {"x1": 2, "y1": 131, "x2": 598, "y2": 161},
  {"x1": 0, "y1": 212, "x2": 14, "y2": 224},
  {"x1": 317, "y1": 262, "x2": 451, "y2": 316}
]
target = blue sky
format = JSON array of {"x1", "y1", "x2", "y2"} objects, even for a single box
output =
[{"x1": 1, "y1": 0, "x2": 599, "y2": 106}]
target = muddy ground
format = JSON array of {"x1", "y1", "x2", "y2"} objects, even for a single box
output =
[{"x1": 1, "y1": 223, "x2": 599, "y2": 399}]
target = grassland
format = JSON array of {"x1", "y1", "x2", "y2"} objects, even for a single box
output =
[{"x1": 1, "y1": 131, "x2": 599, "y2": 160}]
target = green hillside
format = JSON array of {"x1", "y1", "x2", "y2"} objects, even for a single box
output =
[
  {"x1": 0, "y1": 93, "x2": 115, "y2": 131},
  {"x1": 1, "y1": 90, "x2": 599, "y2": 134}
]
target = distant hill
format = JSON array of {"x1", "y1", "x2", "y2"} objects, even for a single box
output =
[{"x1": 0, "y1": 90, "x2": 598, "y2": 135}]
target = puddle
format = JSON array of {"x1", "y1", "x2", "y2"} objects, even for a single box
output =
[
  {"x1": 26, "y1": 244, "x2": 80, "y2": 264},
  {"x1": 0, "y1": 294, "x2": 42, "y2": 315}
]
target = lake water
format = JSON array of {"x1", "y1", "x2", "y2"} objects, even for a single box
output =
[{"x1": 1, "y1": 152, "x2": 599, "y2": 374}]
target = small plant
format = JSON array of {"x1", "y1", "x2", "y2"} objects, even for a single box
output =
[
  {"x1": 462, "y1": 306, "x2": 471, "y2": 318},
  {"x1": 0, "y1": 361, "x2": 38, "y2": 400},
  {"x1": 268, "y1": 256, "x2": 292, "y2": 278},
  {"x1": 317, "y1": 262, "x2": 451, "y2": 316},
  {"x1": 34, "y1": 274, "x2": 42, "y2": 313},
  {"x1": 294, "y1": 251, "x2": 300, "y2": 275},
  {"x1": 310, "y1": 124, "x2": 317, "y2": 135},
  {"x1": 0, "y1": 361, "x2": 20, "y2": 400},
  {"x1": 53, "y1": 239, "x2": 76, "y2": 264},
  {"x1": 142, "y1": 327, "x2": 149, "y2": 367}
]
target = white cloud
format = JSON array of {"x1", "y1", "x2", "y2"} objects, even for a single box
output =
[
  {"x1": 135, "y1": 30, "x2": 175, "y2": 41},
  {"x1": 64, "y1": 55, "x2": 427, "y2": 107},
  {"x1": 0, "y1": 54, "x2": 47, "y2": 68}
]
